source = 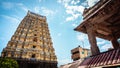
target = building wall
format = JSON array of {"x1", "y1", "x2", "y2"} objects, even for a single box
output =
[
  {"x1": 71, "y1": 46, "x2": 90, "y2": 61},
  {"x1": 79, "y1": 47, "x2": 90, "y2": 58}
]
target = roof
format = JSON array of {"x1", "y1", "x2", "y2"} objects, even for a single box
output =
[
  {"x1": 74, "y1": 0, "x2": 120, "y2": 40},
  {"x1": 79, "y1": 48, "x2": 120, "y2": 67},
  {"x1": 60, "y1": 48, "x2": 120, "y2": 68},
  {"x1": 60, "y1": 59, "x2": 84, "y2": 68},
  {"x1": 27, "y1": 11, "x2": 46, "y2": 19},
  {"x1": 71, "y1": 46, "x2": 90, "y2": 53}
]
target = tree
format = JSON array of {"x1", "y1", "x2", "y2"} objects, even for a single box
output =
[{"x1": 0, "y1": 57, "x2": 19, "y2": 68}]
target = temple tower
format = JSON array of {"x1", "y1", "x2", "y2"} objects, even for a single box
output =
[{"x1": 1, "y1": 11, "x2": 57, "y2": 68}]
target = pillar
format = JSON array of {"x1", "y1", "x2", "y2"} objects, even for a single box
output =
[
  {"x1": 86, "y1": 23, "x2": 100, "y2": 56},
  {"x1": 111, "y1": 37, "x2": 120, "y2": 49}
]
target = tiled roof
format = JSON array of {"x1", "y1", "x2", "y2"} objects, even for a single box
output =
[
  {"x1": 60, "y1": 59, "x2": 83, "y2": 68},
  {"x1": 79, "y1": 48, "x2": 120, "y2": 67}
]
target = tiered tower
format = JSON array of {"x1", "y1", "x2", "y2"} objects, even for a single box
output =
[{"x1": 1, "y1": 11, "x2": 57, "y2": 68}]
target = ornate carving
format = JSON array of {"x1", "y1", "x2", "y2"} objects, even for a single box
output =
[{"x1": 1, "y1": 11, "x2": 57, "y2": 63}]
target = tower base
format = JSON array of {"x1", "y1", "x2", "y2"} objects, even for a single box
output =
[{"x1": 16, "y1": 58, "x2": 58, "y2": 68}]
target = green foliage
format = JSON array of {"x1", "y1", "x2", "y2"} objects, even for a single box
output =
[{"x1": 0, "y1": 57, "x2": 19, "y2": 68}]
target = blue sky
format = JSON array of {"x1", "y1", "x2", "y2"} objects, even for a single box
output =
[{"x1": 0, "y1": 0, "x2": 113, "y2": 66}]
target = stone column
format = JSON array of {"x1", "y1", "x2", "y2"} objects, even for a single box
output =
[
  {"x1": 86, "y1": 23, "x2": 100, "y2": 56},
  {"x1": 111, "y1": 37, "x2": 120, "y2": 49}
]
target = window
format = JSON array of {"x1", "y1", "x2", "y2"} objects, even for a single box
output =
[
  {"x1": 34, "y1": 34, "x2": 37, "y2": 36},
  {"x1": 33, "y1": 45, "x2": 36, "y2": 48},
  {"x1": 33, "y1": 38, "x2": 37, "y2": 42},
  {"x1": 31, "y1": 54, "x2": 35, "y2": 58},
  {"x1": 72, "y1": 51, "x2": 79, "y2": 54},
  {"x1": 82, "y1": 51, "x2": 84, "y2": 54}
]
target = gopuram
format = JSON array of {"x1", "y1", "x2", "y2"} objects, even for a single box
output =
[{"x1": 1, "y1": 11, "x2": 57, "y2": 68}]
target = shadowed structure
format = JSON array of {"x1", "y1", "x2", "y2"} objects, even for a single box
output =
[{"x1": 75, "y1": 0, "x2": 120, "y2": 67}]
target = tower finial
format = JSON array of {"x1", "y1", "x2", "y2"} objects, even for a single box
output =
[{"x1": 27, "y1": 10, "x2": 30, "y2": 14}]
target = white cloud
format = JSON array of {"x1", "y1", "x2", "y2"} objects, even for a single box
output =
[
  {"x1": 20, "y1": 6, "x2": 28, "y2": 12},
  {"x1": 72, "y1": 23, "x2": 77, "y2": 27},
  {"x1": 86, "y1": 0, "x2": 99, "y2": 7},
  {"x1": 65, "y1": 5, "x2": 84, "y2": 21},
  {"x1": 57, "y1": 0, "x2": 100, "y2": 22},
  {"x1": 17, "y1": 3, "x2": 29, "y2": 12},
  {"x1": 41, "y1": 7, "x2": 55, "y2": 16},
  {"x1": 71, "y1": 0, "x2": 80, "y2": 5},
  {"x1": 66, "y1": 16, "x2": 74, "y2": 21},
  {"x1": 101, "y1": 43, "x2": 113, "y2": 51},
  {"x1": 38, "y1": 0, "x2": 42, "y2": 3},
  {"x1": 97, "y1": 40, "x2": 105, "y2": 45},
  {"x1": 58, "y1": 59, "x2": 72, "y2": 66},
  {"x1": 34, "y1": 6, "x2": 40, "y2": 13},
  {"x1": 57, "y1": 33, "x2": 62, "y2": 36},
  {"x1": 57, "y1": 0, "x2": 85, "y2": 22},
  {"x1": 66, "y1": 9, "x2": 74, "y2": 14},
  {"x1": 77, "y1": 33, "x2": 87, "y2": 41},
  {"x1": 76, "y1": 33, "x2": 90, "y2": 49},
  {"x1": 34, "y1": 7, "x2": 56, "y2": 17},
  {"x1": 2, "y1": 2, "x2": 14, "y2": 9},
  {"x1": 1, "y1": 2, "x2": 29, "y2": 12},
  {"x1": 1, "y1": 15, "x2": 20, "y2": 23},
  {"x1": 66, "y1": 5, "x2": 84, "y2": 14},
  {"x1": 33, "y1": 6, "x2": 58, "y2": 22},
  {"x1": 57, "y1": 0, "x2": 71, "y2": 6},
  {"x1": 81, "y1": 1, "x2": 89, "y2": 7}
]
